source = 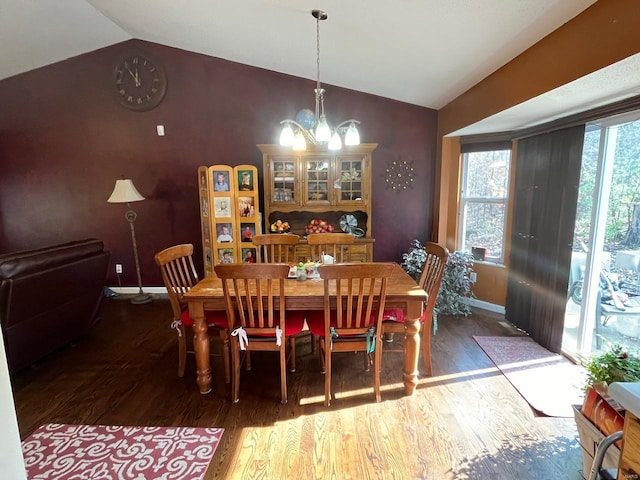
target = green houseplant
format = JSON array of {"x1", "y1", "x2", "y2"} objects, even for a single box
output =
[
  {"x1": 400, "y1": 240, "x2": 475, "y2": 318},
  {"x1": 583, "y1": 342, "x2": 640, "y2": 392}
]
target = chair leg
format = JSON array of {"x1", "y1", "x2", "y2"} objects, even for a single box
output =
[
  {"x1": 222, "y1": 330, "x2": 231, "y2": 383},
  {"x1": 324, "y1": 343, "x2": 331, "y2": 407},
  {"x1": 374, "y1": 334, "x2": 382, "y2": 403},
  {"x1": 280, "y1": 345, "x2": 288, "y2": 404},
  {"x1": 231, "y1": 339, "x2": 241, "y2": 403},
  {"x1": 288, "y1": 336, "x2": 297, "y2": 372},
  {"x1": 319, "y1": 337, "x2": 326, "y2": 374},
  {"x1": 178, "y1": 325, "x2": 187, "y2": 378},
  {"x1": 421, "y1": 316, "x2": 433, "y2": 376}
]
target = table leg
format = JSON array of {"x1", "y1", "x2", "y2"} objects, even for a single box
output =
[
  {"x1": 403, "y1": 301, "x2": 422, "y2": 395},
  {"x1": 189, "y1": 301, "x2": 212, "y2": 394}
]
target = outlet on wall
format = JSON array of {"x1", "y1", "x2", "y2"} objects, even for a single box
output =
[
  {"x1": 115, "y1": 263, "x2": 123, "y2": 274},
  {"x1": 469, "y1": 272, "x2": 477, "y2": 283}
]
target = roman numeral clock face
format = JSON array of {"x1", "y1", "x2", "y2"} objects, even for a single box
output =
[{"x1": 114, "y1": 53, "x2": 167, "y2": 111}]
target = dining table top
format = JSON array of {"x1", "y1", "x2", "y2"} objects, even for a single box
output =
[{"x1": 183, "y1": 262, "x2": 427, "y2": 311}]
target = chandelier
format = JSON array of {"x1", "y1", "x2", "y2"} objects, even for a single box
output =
[{"x1": 279, "y1": 9, "x2": 361, "y2": 151}]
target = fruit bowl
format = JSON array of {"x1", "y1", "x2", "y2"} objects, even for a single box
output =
[
  {"x1": 305, "y1": 219, "x2": 333, "y2": 234},
  {"x1": 270, "y1": 220, "x2": 290, "y2": 233}
]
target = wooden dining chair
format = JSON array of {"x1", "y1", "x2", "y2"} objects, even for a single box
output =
[
  {"x1": 214, "y1": 263, "x2": 306, "y2": 404},
  {"x1": 251, "y1": 233, "x2": 309, "y2": 370},
  {"x1": 252, "y1": 233, "x2": 300, "y2": 263},
  {"x1": 306, "y1": 262, "x2": 395, "y2": 406},
  {"x1": 306, "y1": 233, "x2": 355, "y2": 263},
  {"x1": 154, "y1": 244, "x2": 231, "y2": 382},
  {"x1": 380, "y1": 242, "x2": 449, "y2": 376}
]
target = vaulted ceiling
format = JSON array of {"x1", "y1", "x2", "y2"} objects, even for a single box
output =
[{"x1": 4, "y1": 0, "x2": 639, "y2": 134}]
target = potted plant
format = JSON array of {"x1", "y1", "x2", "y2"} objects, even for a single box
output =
[
  {"x1": 400, "y1": 240, "x2": 475, "y2": 319},
  {"x1": 582, "y1": 342, "x2": 640, "y2": 392},
  {"x1": 574, "y1": 343, "x2": 640, "y2": 474}
]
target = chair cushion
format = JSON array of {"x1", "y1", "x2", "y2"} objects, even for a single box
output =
[
  {"x1": 382, "y1": 308, "x2": 405, "y2": 323},
  {"x1": 180, "y1": 309, "x2": 229, "y2": 329},
  {"x1": 243, "y1": 310, "x2": 307, "y2": 337},
  {"x1": 305, "y1": 310, "x2": 380, "y2": 336}
]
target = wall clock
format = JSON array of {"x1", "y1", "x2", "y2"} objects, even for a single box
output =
[{"x1": 114, "y1": 52, "x2": 167, "y2": 111}]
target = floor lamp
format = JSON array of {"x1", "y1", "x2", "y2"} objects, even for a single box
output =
[{"x1": 108, "y1": 179, "x2": 153, "y2": 305}]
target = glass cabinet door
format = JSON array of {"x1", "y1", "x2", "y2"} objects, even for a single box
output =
[
  {"x1": 337, "y1": 156, "x2": 366, "y2": 204},
  {"x1": 305, "y1": 157, "x2": 331, "y2": 204},
  {"x1": 270, "y1": 157, "x2": 298, "y2": 205}
]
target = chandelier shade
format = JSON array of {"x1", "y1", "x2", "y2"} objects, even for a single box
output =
[{"x1": 279, "y1": 9, "x2": 361, "y2": 151}]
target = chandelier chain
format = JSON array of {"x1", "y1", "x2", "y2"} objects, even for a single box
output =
[
  {"x1": 277, "y1": 8, "x2": 360, "y2": 151},
  {"x1": 316, "y1": 13, "x2": 321, "y2": 92}
]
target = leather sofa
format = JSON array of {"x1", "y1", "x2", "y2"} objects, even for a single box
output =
[{"x1": 0, "y1": 239, "x2": 111, "y2": 372}]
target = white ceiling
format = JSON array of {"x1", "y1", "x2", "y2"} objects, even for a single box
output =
[{"x1": 4, "y1": 0, "x2": 638, "y2": 135}]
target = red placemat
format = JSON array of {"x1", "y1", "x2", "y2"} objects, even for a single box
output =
[{"x1": 22, "y1": 424, "x2": 223, "y2": 479}]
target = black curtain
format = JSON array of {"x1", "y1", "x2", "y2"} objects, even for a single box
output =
[{"x1": 506, "y1": 125, "x2": 584, "y2": 353}]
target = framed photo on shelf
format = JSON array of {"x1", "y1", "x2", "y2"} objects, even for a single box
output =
[
  {"x1": 242, "y1": 248, "x2": 256, "y2": 263},
  {"x1": 213, "y1": 170, "x2": 230, "y2": 192},
  {"x1": 218, "y1": 248, "x2": 234, "y2": 264},
  {"x1": 238, "y1": 197, "x2": 255, "y2": 217},
  {"x1": 238, "y1": 170, "x2": 254, "y2": 191},
  {"x1": 216, "y1": 223, "x2": 233, "y2": 243},
  {"x1": 241, "y1": 223, "x2": 255, "y2": 242},
  {"x1": 214, "y1": 198, "x2": 231, "y2": 218}
]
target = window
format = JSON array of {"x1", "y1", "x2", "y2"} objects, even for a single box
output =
[{"x1": 459, "y1": 148, "x2": 511, "y2": 263}]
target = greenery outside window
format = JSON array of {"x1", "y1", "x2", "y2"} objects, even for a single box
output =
[{"x1": 459, "y1": 147, "x2": 511, "y2": 264}]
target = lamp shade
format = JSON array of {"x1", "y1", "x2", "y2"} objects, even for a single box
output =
[{"x1": 107, "y1": 179, "x2": 145, "y2": 203}]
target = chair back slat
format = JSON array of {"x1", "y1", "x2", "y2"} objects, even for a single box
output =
[
  {"x1": 417, "y1": 243, "x2": 449, "y2": 318},
  {"x1": 319, "y1": 263, "x2": 394, "y2": 331},
  {"x1": 154, "y1": 244, "x2": 198, "y2": 319},
  {"x1": 307, "y1": 233, "x2": 355, "y2": 263},
  {"x1": 215, "y1": 263, "x2": 289, "y2": 332},
  {"x1": 252, "y1": 234, "x2": 300, "y2": 263}
]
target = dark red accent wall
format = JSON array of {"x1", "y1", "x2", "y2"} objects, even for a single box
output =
[{"x1": 0, "y1": 40, "x2": 437, "y2": 287}]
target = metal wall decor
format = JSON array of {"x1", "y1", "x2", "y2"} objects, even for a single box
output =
[{"x1": 385, "y1": 158, "x2": 415, "y2": 190}]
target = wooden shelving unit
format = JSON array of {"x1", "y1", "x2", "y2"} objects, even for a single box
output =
[{"x1": 258, "y1": 143, "x2": 377, "y2": 262}]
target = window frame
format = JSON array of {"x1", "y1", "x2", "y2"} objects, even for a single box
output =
[{"x1": 458, "y1": 147, "x2": 512, "y2": 264}]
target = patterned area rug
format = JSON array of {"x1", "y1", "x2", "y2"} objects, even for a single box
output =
[
  {"x1": 22, "y1": 424, "x2": 224, "y2": 479},
  {"x1": 473, "y1": 335, "x2": 585, "y2": 417}
]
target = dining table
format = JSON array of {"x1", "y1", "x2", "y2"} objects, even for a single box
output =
[{"x1": 183, "y1": 262, "x2": 428, "y2": 396}]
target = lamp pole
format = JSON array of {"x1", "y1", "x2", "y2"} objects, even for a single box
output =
[
  {"x1": 108, "y1": 178, "x2": 152, "y2": 305},
  {"x1": 125, "y1": 206, "x2": 152, "y2": 304}
]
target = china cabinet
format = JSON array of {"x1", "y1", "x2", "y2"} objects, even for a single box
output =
[{"x1": 258, "y1": 144, "x2": 377, "y2": 262}]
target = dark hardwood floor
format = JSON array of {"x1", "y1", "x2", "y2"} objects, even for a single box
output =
[{"x1": 11, "y1": 296, "x2": 584, "y2": 479}]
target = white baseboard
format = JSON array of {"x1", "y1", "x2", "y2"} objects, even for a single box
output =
[
  {"x1": 108, "y1": 286, "x2": 168, "y2": 295},
  {"x1": 470, "y1": 298, "x2": 505, "y2": 315}
]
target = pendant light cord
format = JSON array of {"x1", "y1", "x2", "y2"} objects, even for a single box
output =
[
  {"x1": 316, "y1": 13, "x2": 321, "y2": 93},
  {"x1": 315, "y1": 11, "x2": 325, "y2": 118}
]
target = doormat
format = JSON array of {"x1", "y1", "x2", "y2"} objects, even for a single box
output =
[
  {"x1": 21, "y1": 424, "x2": 224, "y2": 479},
  {"x1": 473, "y1": 335, "x2": 585, "y2": 417}
]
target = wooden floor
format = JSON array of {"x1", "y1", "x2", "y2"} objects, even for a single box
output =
[{"x1": 11, "y1": 295, "x2": 584, "y2": 479}]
